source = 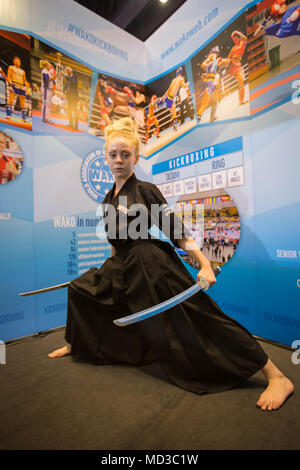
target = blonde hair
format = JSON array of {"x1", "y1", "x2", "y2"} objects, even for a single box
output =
[
  {"x1": 40, "y1": 60, "x2": 50, "y2": 69},
  {"x1": 105, "y1": 117, "x2": 140, "y2": 154}
]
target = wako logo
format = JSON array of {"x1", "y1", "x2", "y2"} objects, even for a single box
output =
[{"x1": 81, "y1": 147, "x2": 114, "y2": 202}]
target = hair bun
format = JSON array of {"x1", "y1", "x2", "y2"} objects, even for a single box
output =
[
  {"x1": 105, "y1": 117, "x2": 138, "y2": 137},
  {"x1": 105, "y1": 117, "x2": 140, "y2": 153}
]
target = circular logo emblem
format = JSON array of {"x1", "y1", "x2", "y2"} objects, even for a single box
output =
[{"x1": 80, "y1": 147, "x2": 114, "y2": 202}]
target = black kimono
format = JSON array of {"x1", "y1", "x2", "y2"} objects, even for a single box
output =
[{"x1": 66, "y1": 172, "x2": 268, "y2": 395}]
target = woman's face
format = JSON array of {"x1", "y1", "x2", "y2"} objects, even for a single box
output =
[{"x1": 106, "y1": 136, "x2": 139, "y2": 180}]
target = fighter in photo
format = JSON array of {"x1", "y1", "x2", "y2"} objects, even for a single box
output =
[
  {"x1": 178, "y1": 82, "x2": 194, "y2": 125},
  {"x1": 129, "y1": 89, "x2": 146, "y2": 130},
  {"x1": 104, "y1": 82, "x2": 145, "y2": 128},
  {"x1": 25, "y1": 81, "x2": 32, "y2": 119},
  {"x1": 226, "y1": 31, "x2": 248, "y2": 106},
  {"x1": 254, "y1": 0, "x2": 300, "y2": 38},
  {"x1": 97, "y1": 79, "x2": 113, "y2": 128},
  {"x1": 40, "y1": 60, "x2": 56, "y2": 123},
  {"x1": 145, "y1": 95, "x2": 160, "y2": 144},
  {"x1": 106, "y1": 84, "x2": 138, "y2": 112},
  {"x1": 160, "y1": 67, "x2": 190, "y2": 131},
  {"x1": 105, "y1": 86, "x2": 145, "y2": 116},
  {"x1": 89, "y1": 75, "x2": 146, "y2": 138},
  {"x1": 196, "y1": 46, "x2": 223, "y2": 122},
  {"x1": 6, "y1": 56, "x2": 28, "y2": 122}
]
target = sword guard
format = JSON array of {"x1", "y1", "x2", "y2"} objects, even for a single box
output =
[{"x1": 197, "y1": 275, "x2": 209, "y2": 291}]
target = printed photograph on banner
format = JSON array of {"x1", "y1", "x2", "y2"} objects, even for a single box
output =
[
  {"x1": 0, "y1": 30, "x2": 32, "y2": 131},
  {"x1": 145, "y1": 65, "x2": 196, "y2": 156},
  {"x1": 0, "y1": 130, "x2": 24, "y2": 184},
  {"x1": 88, "y1": 72, "x2": 146, "y2": 143},
  {"x1": 246, "y1": 0, "x2": 300, "y2": 115},
  {"x1": 174, "y1": 190, "x2": 241, "y2": 271},
  {"x1": 30, "y1": 38, "x2": 92, "y2": 133},
  {"x1": 191, "y1": 11, "x2": 250, "y2": 124}
]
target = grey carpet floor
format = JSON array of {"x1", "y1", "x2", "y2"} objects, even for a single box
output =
[{"x1": 0, "y1": 329, "x2": 299, "y2": 450}]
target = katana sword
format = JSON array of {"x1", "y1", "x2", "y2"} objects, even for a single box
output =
[
  {"x1": 19, "y1": 282, "x2": 70, "y2": 297},
  {"x1": 114, "y1": 266, "x2": 221, "y2": 327},
  {"x1": 20, "y1": 267, "x2": 221, "y2": 327}
]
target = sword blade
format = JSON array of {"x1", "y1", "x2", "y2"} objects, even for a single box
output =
[
  {"x1": 114, "y1": 267, "x2": 221, "y2": 327},
  {"x1": 19, "y1": 282, "x2": 70, "y2": 296}
]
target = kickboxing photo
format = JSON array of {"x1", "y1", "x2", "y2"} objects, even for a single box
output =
[
  {"x1": 246, "y1": 0, "x2": 300, "y2": 115},
  {"x1": 145, "y1": 64, "x2": 197, "y2": 156},
  {"x1": 0, "y1": 30, "x2": 32, "y2": 131},
  {"x1": 191, "y1": 11, "x2": 250, "y2": 123},
  {"x1": 30, "y1": 38, "x2": 92, "y2": 133},
  {"x1": 88, "y1": 72, "x2": 146, "y2": 145}
]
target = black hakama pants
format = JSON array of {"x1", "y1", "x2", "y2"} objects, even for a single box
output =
[{"x1": 65, "y1": 238, "x2": 268, "y2": 395}]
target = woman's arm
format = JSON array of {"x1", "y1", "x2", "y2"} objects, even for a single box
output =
[
  {"x1": 177, "y1": 236, "x2": 216, "y2": 289},
  {"x1": 141, "y1": 183, "x2": 216, "y2": 289}
]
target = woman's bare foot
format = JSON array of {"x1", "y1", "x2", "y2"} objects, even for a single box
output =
[
  {"x1": 48, "y1": 344, "x2": 71, "y2": 358},
  {"x1": 256, "y1": 359, "x2": 294, "y2": 411}
]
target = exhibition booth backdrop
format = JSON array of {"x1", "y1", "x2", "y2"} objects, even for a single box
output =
[{"x1": 0, "y1": 0, "x2": 299, "y2": 346}]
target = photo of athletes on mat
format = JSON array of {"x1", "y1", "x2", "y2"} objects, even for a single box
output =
[
  {"x1": 145, "y1": 65, "x2": 196, "y2": 155},
  {"x1": 173, "y1": 190, "x2": 240, "y2": 271},
  {"x1": 191, "y1": 12, "x2": 249, "y2": 123},
  {"x1": 88, "y1": 72, "x2": 146, "y2": 141},
  {"x1": 30, "y1": 38, "x2": 92, "y2": 133},
  {"x1": 246, "y1": 0, "x2": 300, "y2": 113},
  {"x1": 0, "y1": 30, "x2": 32, "y2": 131},
  {"x1": 0, "y1": 130, "x2": 24, "y2": 184}
]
